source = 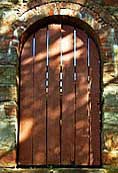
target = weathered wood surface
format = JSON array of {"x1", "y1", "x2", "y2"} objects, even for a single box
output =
[{"x1": 19, "y1": 24, "x2": 100, "y2": 166}]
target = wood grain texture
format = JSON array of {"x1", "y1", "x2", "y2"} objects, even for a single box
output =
[
  {"x1": 19, "y1": 24, "x2": 101, "y2": 166},
  {"x1": 75, "y1": 29, "x2": 89, "y2": 165},
  {"x1": 90, "y1": 38, "x2": 101, "y2": 166},
  {"x1": 61, "y1": 25, "x2": 75, "y2": 164},
  {"x1": 33, "y1": 29, "x2": 47, "y2": 165},
  {"x1": 19, "y1": 36, "x2": 33, "y2": 165},
  {"x1": 47, "y1": 24, "x2": 61, "y2": 164}
]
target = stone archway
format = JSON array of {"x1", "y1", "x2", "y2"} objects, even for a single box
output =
[
  {"x1": 18, "y1": 15, "x2": 101, "y2": 167},
  {"x1": 0, "y1": 0, "x2": 117, "y2": 168}
]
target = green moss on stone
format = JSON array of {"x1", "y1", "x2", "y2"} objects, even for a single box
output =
[
  {"x1": 0, "y1": 117, "x2": 16, "y2": 152},
  {"x1": 0, "y1": 85, "x2": 17, "y2": 101},
  {"x1": 0, "y1": 65, "x2": 16, "y2": 85}
]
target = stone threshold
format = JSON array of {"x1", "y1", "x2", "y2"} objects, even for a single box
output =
[{"x1": 0, "y1": 167, "x2": 118, "y2": 173}]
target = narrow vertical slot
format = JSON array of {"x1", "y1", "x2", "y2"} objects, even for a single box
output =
[
  {"x1": 74, "y1": 30, "x2": 77, "y2": 67},
  {"x1": 46, "y1": 27, "x2": 49, "y2": 165},
  {"x1": 46, "y1": 28, "x2": 49, "y2": 94},
  {"x1": 60, "y1": 26, "x2": 63, "y2": 164},
  {"x1": 87, "y1": 37, "x2": 91, "y2": 165},
  {"x1": 87, "y1": 37, "x2": 90, "y2": 68},
  {"x1": 32, "y1": 34, "x2": 36, "y2": 88},
  {"x1": 46, "y1": 29, "x2": 49, "y2": 67},
  {"x1": 32, "y1": 34, "x2": 36, "y2": 164},
  {"x1": 32, "y1": 35, "x2": 36, "y2": 56},
  {"x1": 73, "y1": 29, "x2": 77, "y2": 164},
  {"x1": 45, "y1": 66, "x2": 48, "y2": 165},
  {"x1": 32, "y1": 35, "x2": 36, "y2": 82}
]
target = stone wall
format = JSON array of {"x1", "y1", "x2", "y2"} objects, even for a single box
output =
[{"x1": 0, "y1": 0, "x2": 118, "y2": 172}]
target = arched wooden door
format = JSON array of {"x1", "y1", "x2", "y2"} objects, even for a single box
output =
[{"x1": 18, "y1": 20, "x2": 101, "y2": 167}]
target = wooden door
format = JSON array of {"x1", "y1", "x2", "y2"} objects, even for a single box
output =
[{"x1": 18, "y1": 22, "x2": 101, "y2": 166}]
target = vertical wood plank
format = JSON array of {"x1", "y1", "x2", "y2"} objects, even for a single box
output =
[
  {"x1": 61, "y1": 25, "x2": 75, "y2": 164},
  {"x1": 33, "y1": 29, "x2": 47, "y2": 165},
  {"x1": 90, "y1": 38, "x2": 101, "y2": 165},
  {"x1": 75, "y1": 29, "x2": 89, "y2": 165},
  {"x1": 19, "y1": 36, "x2": 33, "y2": 165},
  {"x1": 47, "y1": 24, "x2": 61, "y2": 164}
]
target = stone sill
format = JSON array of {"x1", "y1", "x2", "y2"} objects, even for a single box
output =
[{"x1": 0, "y1": 167, "x2": 118, "y2": 173}]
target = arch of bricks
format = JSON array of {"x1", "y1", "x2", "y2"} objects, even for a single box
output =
[{"x1": 11, "y1": 1, "x2": 117, "y2": 57}]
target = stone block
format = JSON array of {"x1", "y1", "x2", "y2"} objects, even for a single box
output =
[
  {"x1": 0, "y1": 116, "x2": 16, "y2": 167},
  {"x1": 0, "y1": 149, "x2": 16, "y2": 167},
  {"x1": 0, "y1": 85, "x2": 17, "y2": 101},
  {"x1": 103, "y1": 63, "x2": 115, "y2": 85},
  {"x1": 103, "y1": 111, "x2": 118, "y2": 132},
  {"x1": 0, "y1": 48, "x2": 18, "y2": 64},
  {"x1": 103, "y1": 150, "x2": 118, "y2": 166},
  {"x1": 103, "y1": 83, "x2": 118, "y2": 132},
  {"x1": 103, "y1": 131, "x2": 118, "y2": 166},
  {"x1": 4, "y1": 101, "x2": 17, "y2": 117},
  {"x1": 0, "y1": 103, "x2": 6, "y2": 118},
  {"x1": 0, "y1": 65, "x2": 16, "y2": 85},
  {"x1": 104, "y1": 92, "x2": 118, "y2": 108},
  {"x1": 0, "y1": 101, "x2": 17, "y2": 117}
]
